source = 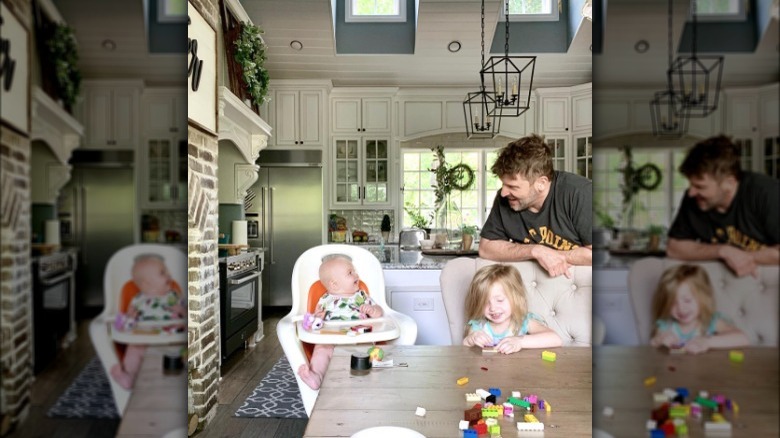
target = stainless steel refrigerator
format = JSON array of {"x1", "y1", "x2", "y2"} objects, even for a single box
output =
[
  {"x1": 246, "y1": 150, "x2": 323, "y2": 306},
  {"x1": 58, "y1": 150, "x2": 135, "y2": 311}
]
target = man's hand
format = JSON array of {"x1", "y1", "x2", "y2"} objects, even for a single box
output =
[
  {"x1": 718, "y1": 245, "x2": 758, "y2": 277},
  {"x1": 496, "y1": 336, "x2": 524, "y2": 354},
  {"x1": 531, "y1": 245, "x2": 573, "y2": 278},
  {"x1": 464, "y1": 331, "x2": 493, "y2": 348},
  {"x1": 683, "y1": 337, "x2": 710, "y2": 354},
  {"x1": 359, "y1": 304, "x2": 383, "y2": 318}
]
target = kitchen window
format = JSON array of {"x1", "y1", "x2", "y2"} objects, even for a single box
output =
[
  {"x1": 504, "y1": 0, "x2": 559, "y2": 22},
  {"x1": 346, "y1": 0, "x2": 406, "y2": 22}
]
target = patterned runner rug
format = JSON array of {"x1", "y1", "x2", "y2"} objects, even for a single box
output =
[
  {"x1": 234, "y1": 355, "x2": 307, "y2": 419},
  {"x1": 47, "y1": 357, "x2": 120, "y2": 419}
]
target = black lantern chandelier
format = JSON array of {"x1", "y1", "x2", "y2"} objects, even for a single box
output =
[
  {"x1": 463, "y1": 0, "x2": 500, "y2": 139},
  {"x1": 481, "y1": 0, "x2": 536, "y2": 118},
  {"x1": 668, "y1": 0, "x2": 724, "y2": 117},
  {"x1": 651, "y1": 0, "x2": 689, "y2": 138}
]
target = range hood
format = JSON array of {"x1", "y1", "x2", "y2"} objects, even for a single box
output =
[{"x1": 31, "y1": 86, "x2": 84, "y2": 165}]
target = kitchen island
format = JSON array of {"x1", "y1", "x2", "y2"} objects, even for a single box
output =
[{"x1": 353, "y1": 243, "x2": 475, "y2": 269}]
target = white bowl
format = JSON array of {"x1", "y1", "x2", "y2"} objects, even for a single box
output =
[{"x1": 420, "y1": 239, "x2": 434, "y2": 249}]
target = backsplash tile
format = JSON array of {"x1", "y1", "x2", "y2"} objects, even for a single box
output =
[{"x1": 329, "y1": 209, "x2": 394, "y2": 243}]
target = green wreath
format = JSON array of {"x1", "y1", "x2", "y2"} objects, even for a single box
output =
[
  {"x1": 448, "y1": 163, "x2": 476, "y2": 191},
  {"x1": 234, "y1": 22, "x2": 270, "y2": 107},
  {"x1": 635, "y1": 164, "x2": 662, "y2": 191},
  {"x1": 46, "y1": 24, "x2": 81, "y2": 111}
]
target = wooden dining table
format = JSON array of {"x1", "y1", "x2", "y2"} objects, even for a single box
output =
[
  {"x1": 304, "y1": 345, "x2": 592, "y2": 437},
  {"x1": 593, "y1": 346, "x2": 779, "y2": 437},
  {"x1": 115, "y1": 345, "x2": 188, "y2": 437}
]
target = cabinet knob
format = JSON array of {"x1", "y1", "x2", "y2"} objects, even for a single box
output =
[{"x1": 565, "y1": 128, "x2": 569, "y2": 131}]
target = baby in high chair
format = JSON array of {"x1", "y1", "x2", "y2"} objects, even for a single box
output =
[
  {"x1": 297, "y1": 255, "x2": 383, "y2": 390},
  {"x1": 650, "y1": 264, "x2": 749, "y2": 354},
  {"x1": 463, "y1": 264, "x2": 562, "y2": 353},
  {"x1": 111, "y1": 254, "x2": 185, "y2": 389}
]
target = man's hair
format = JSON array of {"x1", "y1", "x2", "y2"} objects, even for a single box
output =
[
  {"x1": 491, "y1": 134, "x2": 554, "y2": 181},
  {"x1": 679, "y1": 135, "x2": 742, "y2": 181}
]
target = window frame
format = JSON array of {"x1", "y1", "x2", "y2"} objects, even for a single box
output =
[
  {"x1": 691, "y1": 0, "x2": 747, "y2": 22},
  {"x1": 345, "y1": 0, "x2": 407, "y2": 23},
  {"x1": 157, "y1": 0, "x2": 187, "y2": 23},
  {"x1": 501, "y1": 0, "x2": 560, "y2": 23}
]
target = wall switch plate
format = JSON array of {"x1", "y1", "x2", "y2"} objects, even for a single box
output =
[{"x1": 413, "y1": 297, "x2": 434, "y2": 311}]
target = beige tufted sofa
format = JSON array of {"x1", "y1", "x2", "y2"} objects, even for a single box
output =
[
  {"x1": 440, "y1": 258, "x2": 592, "y2": 346},
  {"x1": 628, "y1": 257, "x2": 779, "y2": 346}
]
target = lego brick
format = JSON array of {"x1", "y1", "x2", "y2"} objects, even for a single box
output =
[
  {"x1": 485, "y1": 418, "x2": 498, "y2": 427},
  {"x1": 690, "y1": 403, "x2": 702, "y2": 419},
  {"x1": 545, "y1": 400, "x2": 552, "y2": 412},
  {"x1": 463, "y1": 430, "x2": 477, "y2": 438},
  {"x1": 695, "y1": 396, "x2": 718, "y2": 409},
  {"x1": 482, "y1": 347, "x2": 499, "y2": 354},
  {"x1": 475, "y1": 423, "x2": 487, "y2": 435},
  {"x1": 675, "y1": 423, "x2": 688, "y2": 435},
  {"x1": 481, "y1": 407, "x2": 500, "y2": 418},
  {"x1": 704, "y1": 421, "x2": 732, "y2": 432},
  {"x1": 464, "y1": 407, "x2": 481, "y2": 422},
  {"x1": 508, "y1": 397, "x2": 531, "y2": 409},
  {"x1": 646, "y1": 420, "x2": 657, "y2": 430},
  {"x1": 459, "y1": 420, "x2": 470, "y2": 430},
  {"x1": 732, "y1": 400, "x2": 740, "y2": 416},
  {"x1": 516, "y1": 422, "x2": 545, "y2": 431},
  {"x1": 538, "y1": 399, "x2": 545, "y2": 410},
  {"x1": 712, "y1": 413, "x2": 726, "y2": 423},
  {"x1": 662, "y1": 388, "x2": 677, "y2": 398},
  {"x1": 524, "y1": 414, "x2": 539, "y2": 423},
  {"x1": 466, "y1": 393, "x2": 481, "y2": 402},
  {"x1": 712, "y1": 394, "x2": 726, "y2": 404},
  {"x1": 669, "y1": 406, "x2": 689, "y2": 418},
  {"x1": 486, "y1": 395, "x2": 497, "y2": 404},
  {"x1": 488, "y1": 424, "x2": 500, "y2": 435},
  {"x1": 603, "y1": 406, "x2": 614, "y2": 418},
  {"x1": 415, "y1": 406, "x2": 426, "y2": 417},
  {"x1": 488, "y1": 387, "x2": 501, "y2": 397},
  {"x1": 660, "y1": 420, "x2": 675, "y2": 436},
  {"x1": 644, "y1": 376, "x2": 657, "y2": 387},
  {"x1": 527, "y1": 394, "x2": 538, "y2": 404},
  {"x1": 512, "y1": 391, "x2": 521, "y2": 398},
  {"x1": 729, "y1": 350, "x2": 744, "y2": 363},
  {"x1": 476, "y1": 389, "x2": 491, "y2": 399},
  {"x1": 649, "y1": 429, "x2": 665, "y2": 438},
  {"x1": 503, "y1": 403, "x2": 514, "y2": 416},
  {"x1": 457, "y1": 377, "x2": 469, "y2": 386},
  {"x1": 541, "y1": 350, "x2": 557, "y2": 362},
  {"x1": 653, "y1": 393, "x2": 669, "y2": 403},
  {"x1": 675, "y1": 387, "x2": 689, "y2": 398}
]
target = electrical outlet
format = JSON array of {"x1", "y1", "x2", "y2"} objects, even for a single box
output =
[{"x1": 413, "y1": 297, "x2": 434, "y2": 311}]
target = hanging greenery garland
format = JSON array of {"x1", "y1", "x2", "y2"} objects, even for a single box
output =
[
  {"x1": 234, "y1": 22, "x2": 270, "y2": 107},
  {"x1": 45, "y1": 23, "x2": 81, "y2": 111},
  {"x1": 430, "y1": 146, "x2": 476, "y2": 207}
]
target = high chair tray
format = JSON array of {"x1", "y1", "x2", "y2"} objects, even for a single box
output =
[
  {"x1": 296, "y1": 317, "x2": 400, "y2": 344},
  {"x1": 111, "y1": 319, "x2": 187, "y2": 344}
]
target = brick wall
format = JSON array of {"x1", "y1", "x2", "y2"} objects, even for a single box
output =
[
  {"x1": 0, "y1": 124, "x2": 32, "y2": 435},
  {"x1": 186, "y1": 124, "x2": 220, "y2": 432}
]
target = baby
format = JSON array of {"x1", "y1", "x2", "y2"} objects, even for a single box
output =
[
  {"x1": 297, "y1": 255, "x2": 383, "y2": 390},
  {"x1": 110, "y1": 254, "x2": 185, "y2": 389},
  {"x1": 650, "y1": 264, "x2": 749, "y2": 354},
  {"x1": 463, "y1": 264, "x2": 561, "y2": 353}
]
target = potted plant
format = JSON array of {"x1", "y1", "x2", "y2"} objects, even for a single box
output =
[
  {"x1": 404, "y1": 204, "x2": 433, "y2": 235},
  {"x1": 381, "y1": 214, "x2": 392, "y2": 243},
  {"x1": 460, "y1": 224, "x2": 478, "y2": 250},
  {"x1": 647, "y1": 224, "x2": 665, "y2": 252}
]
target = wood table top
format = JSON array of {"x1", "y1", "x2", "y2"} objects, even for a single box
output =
[
  {"x1": 116, "y1": 345, "x2": 188, "y2": 437},
  {"x1": 593, "y1": 346, "x2": 779, "y2": 438},
  {"x1": 304, "y1": 345, "x2": 592, "y2": 437}
]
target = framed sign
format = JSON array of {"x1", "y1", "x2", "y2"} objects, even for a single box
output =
[
  {"x1": 188, "y1": 5, "x2": 216, "y2": 134},
  {"x1": 1, "y1": 2, "x2": 30, "y2": 134}
]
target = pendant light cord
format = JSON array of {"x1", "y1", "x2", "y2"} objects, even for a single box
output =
[
  {"x1": 667, "y1": 0, "x2": 673, "y2": 70},
  {"x1": 504, "y1": 0, "x2": 510, "y2": 56}
]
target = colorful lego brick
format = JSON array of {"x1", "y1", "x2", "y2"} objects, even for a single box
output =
[
  {"x1": 675, "y1": 387, "x2": 689, "y2": 398},
  {"x1": 476, "y1": 388, "x2": 491, "y2": 399},
  {"x1": 541, "y1": 350, "x2": 557, "y2": 362},
  {"x1": 690, "y1": 403, "x2": 702, "y2": 419},
  {"x1": 538, "y1": 399, "x2": 545, "y2": 410},
  {"x1": 494, "y1": 404, "x2": 504, "y2": 416},
  {"x1": 675, "y1": 423, "x2": 688, "y2": 436},
  {"x1": 602, "y1": 406, "x2": 614, "y2": 418},
  {"x1": 415, "y1": 406, "x2": 426, "y2": 417},
  {"x1": 672, "y1": 394, "x2": 685, "y2": 404},
  {"x1": 488, "y1": 424, "x2": 500, "y2": 436},
  {"x1": 644, "y1": 376, "x2": 657, "y2": 387},
  {"x1": 695, "y1": 396, "x2": 718, "y2": 409},
  {"x1": 527, "y1": 394, "x2": 538, "y2": 404},
  {"x1": 464, "y1": 407, "x2": 481, "y2": 422},
  {"x1": 486, "y1": 394, "x2": 496, "y2": 404},
  {"x1": 662, "y1": 388, "x2": 677, "y2": 399},
  {"x1": 459, "y1": 420, "x2": 470, "y2": 430},
  {"x1": 457, "y1": 377, "x2": 469, "y2": 386},
  {"x1": 466, "y1": 393, "x2": 481, "y2": 402},
  {"x1": 516, "y1": 422, "x2": 545, "y2": 431},
  {"x1": 463, "y1": 430, "x2": 477, "y2": 438},
  {"x1": 544, "y1": 400, "x2": 552, "y2": 412},
  {"x1": 712, "y1": 394, "x2": 726, "y2": 404},
  {"x1": 474, "y1": 423, "x2": 487, "y2": 435},
  {"x1": 729, "y1": 350, "x2": 744, "y2": 363},
  {"x1": 653, "y1": 393, "x2": 669, "y2": 403},
  {"x1": 511, "y1": 391, "x2": 521, "y2": 398},
  {"x1": 660, "y1": 420, "x2": 675, "y2": 436},
  {"x1": 488, "y1": 387, "x2": 501, "y2": 397},
  {"x1": 732, "y1": 400, "x2": 740, "y2": 416},
  {"x1": 482, "y1": 347, "x2": 499, "y2": 354},
  {"x1": 698, "y1": 390, "x2": 709, "y2": 398},
  {"x1": 481, "y1": 407, "x2": 500, "y2": 418},
  {"x1": 508, "y1": 397, "x2": 531, "y2": 409},
  {"x1": 530, "y1": 403, "x2": 536, "y2": 413},
  {"x1": 712, "y1": 413, "x2": 726, "y2": 423},
  {"x1": 649, "y1": 429, "x2": 665, "y2": 438},
  {"x1": 669, "y1": 405, "x2": 688, "y2": 418},
  {"x1": 704, "y1": 421, "x2": 732, "y2": 432},
  {"x1": 651, "y1": 404, "x2": 669, "y2": 423},
  {"x1": 645, "y1": 420, "x2": 657, "y2": 430},
  {"x1": 524, "y1": 414, "x2": 539, "y2": 423},
  {"x1": 502, "y1": 403, "x2": 514, "y2": 416},
  {"x1": 485, "y1": 418, "x2": 498, "y2": 427}
]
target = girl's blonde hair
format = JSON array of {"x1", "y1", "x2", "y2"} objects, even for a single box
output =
[
  {"x1": 463, "y1": 264, "x2": 528, "y2": 337},
  {"x1": 651, "y1": 264, "x2": 715, "y2": 333}
]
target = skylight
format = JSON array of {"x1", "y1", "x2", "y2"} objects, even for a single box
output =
[
  {"x1": 505, "y1": 0, "x2": 559, "y2": 22},
  {"x1": 346, "y1": 0, "x2": 406, "y2": 23},
  {"x1": 693, "y1": 0, "x2": 746, "y2": 21},
  {"x1": 158, "y1": 0, "x2": 186, "y2": 23}
]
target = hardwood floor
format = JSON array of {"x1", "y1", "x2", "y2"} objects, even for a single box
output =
[
  {"x1": 195, "y1": 307, "x2": 308, "y2": 438},
  {"x1": 9, "y1": 308, "x2": 307, "y2": 438},
  {"x1": 9, "y1": 320, "x2": 120, "y2": 438}
]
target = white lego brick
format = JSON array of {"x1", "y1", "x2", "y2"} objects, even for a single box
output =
[
  {"x1": 459, "y1": 420, "x2": 470, "y2": 430},
  {"x1": 466, "y1": 393, "x2": 481, "y2": 402},
  {"x1": 646, "y1": 420, "x2": 657, "y2": 430},
  {"x1": 654, "y1": 393, "x2": 670, "y2": 403},
  {"x1": 476, "y1": 388, "x2": 491, "y2": 399},
  {"x1": 485, "y1": 418, "x2": 498, "y2": 426},
  {"x1": 512, "y1": 391, "x2": 522, "y2": 398},
  {"x1": 415, "y1": 406, "x2": 426, "y2": 417},
  {"x1": 663, "y1": 388, "x2": 677, "y2": 398},
  {"x1": 704, "y1": 421, "x2": 732, "y2": 432},
  {"x1": 516, "y1": 422, "x2": 545, "y2": 431}
]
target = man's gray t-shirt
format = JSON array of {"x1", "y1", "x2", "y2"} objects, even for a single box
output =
[{"x1": 480, "y1": 171, "x2": 592, "y2": 249}]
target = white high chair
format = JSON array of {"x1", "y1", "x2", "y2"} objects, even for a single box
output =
[
  {"x1": 276, "y1": 244, "x2": 418, "y2": 416},
  {"x1": 89, "y1": 244, "x2": 187, "y2": 416}
]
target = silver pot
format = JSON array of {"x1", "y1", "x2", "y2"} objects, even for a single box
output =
[{"x1": 399, "y1": 229, "x2": 427, "y2": 249}]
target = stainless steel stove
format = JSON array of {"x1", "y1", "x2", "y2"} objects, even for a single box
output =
[
  {"x1": 219, "y1": 251, "x2": 263, "y2": 361},
  {"x1": 32, "y1": 251, "x2": 77, "y2": 374}
]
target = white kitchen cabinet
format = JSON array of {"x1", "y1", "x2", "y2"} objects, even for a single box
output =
[
  {"x1": 536, "y1": 83, "x2": 592, "y2": 178},
  {"x1": 540, "y1": 95, "x2": 570, "y2": 133},
  {"x1": 724, "y1": 84, "x2": 779, "y2": 175},
  {"x1": 139, "y1": 137, "x2": 187, "y2": 209},
  {"x1": 78, "y1": 80, "x2": 142, "y2": 149},
  {"x1": 385, "y1": 269, "x2": 451, "y2": 346},
  {"x1": 332, "y1": 97, "x2": 391, "y2": 134},
  {"x1": 274, "y1": 89, "x2": 323, "y2": 146},
  {"x1": 331, "y1": 136, "x2": 392, "y2": 208},
  {"x1": 142, "y1": 88, "x2": 186, "y2": 136},
  {"x1": 593, "y1": 267, "x2": 640, "y2": 345}
]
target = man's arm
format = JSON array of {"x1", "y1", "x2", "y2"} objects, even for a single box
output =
[
  {"x1": 752, "y1": 245, "x2": 780, "y2": 266},
  {"x1": 478, "y1": 237, "x2": 537, "y2": 261},
  {"x1": 565, "y1": 245, "x2": 592, "y2": 266},
  {"x1": 667, "y1": 238, "x2": 776, "y2": 277},
  {"x1": 666, "y1": 238, "x2": 724, "y2": 261},
  {"x1": 479, "y1": 238, "x2": 590, "y2": 278}
]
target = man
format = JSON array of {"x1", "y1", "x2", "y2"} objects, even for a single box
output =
[
  {"x1": 479, "y1": 134, "x2": 592, "y2": 277},
  {"x1": 667, "y1": 135, "x2": 780, "y2": 277}
]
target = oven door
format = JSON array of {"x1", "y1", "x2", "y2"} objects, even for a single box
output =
[
  {"x1": 224, "y1": 270, "x2": 260, "y2": 338},
  {"x1": 33, "y1": 271, "x2": 73, "y2": 373}
]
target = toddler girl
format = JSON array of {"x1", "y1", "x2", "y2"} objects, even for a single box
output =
[
  {"x1": 650, "y1": 264, "x2": 749, "y2": 354},
  {"x1": 298, "y1": 255, "x2": 383, "y2": 390},
  {"x1": 463, "y1": 264, "x2": 561, "y2": 353}
]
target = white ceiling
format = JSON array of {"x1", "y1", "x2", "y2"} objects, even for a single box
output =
[{"x1": 52, "y1": 0, "x2": 776, "y2": 90}]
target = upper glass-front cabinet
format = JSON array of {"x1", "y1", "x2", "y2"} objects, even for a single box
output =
[{"x1": 332, "y1": 136, "x2": 390, "y2": 208}]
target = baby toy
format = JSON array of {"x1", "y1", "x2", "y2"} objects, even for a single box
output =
[
  {"x1": 302, "y1": 312, "x2": 324, "y2": 331},
  {"x1": 367, "y1": 346, "x2": 384, "y2": 361}
]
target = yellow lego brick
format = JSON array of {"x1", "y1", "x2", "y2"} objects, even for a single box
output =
[
  {"x1": 541, "y1": 350, "x2": 557, "y2": 362},
  {"x1": 732, "y1": 400, "x2": 740, "y2": 416},
  {"x1": 545, "y1": 401, "x2": 552, "y2": 412},
  {"x1": 524, "y1": 414, "x2": 539, "y2": 423},
  {"x1": 729, "y1": 350, "x2": 744, "y2": 363},
  {"x1": 644, "y1": 376, "x2": 657, "y2": 386},
  {"x1": 712, "y1": 413, "x2": 726, "y2": 423},
  {"x1": 457, "y1": 377, "x2": 469, "y2": 386}
]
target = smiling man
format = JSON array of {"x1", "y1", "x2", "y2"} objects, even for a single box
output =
[
  {"x1": 479, "y1": 134, "x2": 592, "y2": 277},
  {"x1": 667, "y1": 135, "x2": 780, "y2": 277}
]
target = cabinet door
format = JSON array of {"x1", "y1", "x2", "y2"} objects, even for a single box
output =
[
  {"x1": 298, "y1": 91, "x2": 321, "y2": 145},
  {"x1": 574, "y1": 135, "x2": 592, "y2": 179},
  {"x1": 333, "y1": 99, "x2": 361, "y2": 133},
  {"x1": 85, "y1": 88, "x2": 112, "y2": 147},
  {"x1": 333, "y1": 138, "x2": 362, "y2": 206},
  {"x1": 571, "y1": 94, "x2": 592, "y2": 132},
  {"x1": 275, "y1": 90, "x2": 299, "y2": 145},
  {"x1": 362, "y1": 98, "x2": 390, "y2": 132},
  {"x1": 726, "y1": 96, "x2": 757, "y2": 134},
  {"x1": 362, "y1": 138, "x2": 390, "y2": 205},
  {"x1": 144, "y1": 138, "x2": 175, "y2": 207},
  {"x1": 541, "y1": 96, "x2": 569, "y2": 133},
  {"x1": 145, "y1": 95, "x2": 176, "y2": 134},
  {"x1": 112, "y1": 88, "x2": 137, "y2": 148},
  {"x1": 546, "y1": 137, "x2": 568, "y2": 172}
]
